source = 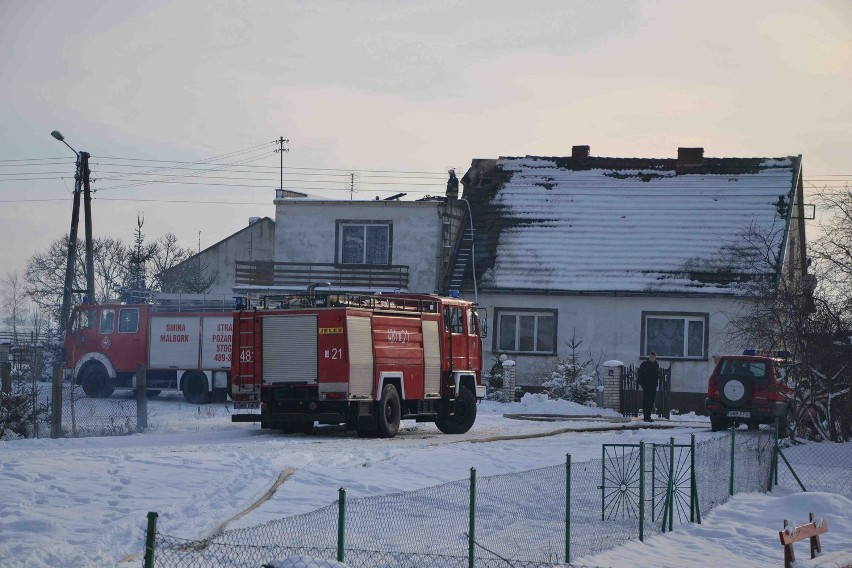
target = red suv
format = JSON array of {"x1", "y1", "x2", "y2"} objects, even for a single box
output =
[{"x1": 704, "y1": 355, "x2": 792, "y2": 432}]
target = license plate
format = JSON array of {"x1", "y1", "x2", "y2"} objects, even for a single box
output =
[
  {"x1": 234, "y1": 401, "x2": 259, "y2": 410},
  {"x1": 727, "y1": 410, "x2": 751, "y2": 418}
]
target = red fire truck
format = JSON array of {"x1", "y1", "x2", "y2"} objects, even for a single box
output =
[
  {"x1": 63, "y1": 296, "x2": 233, "y2": 403},
  {"x1": 230, "y1": 292, "x2": 485, "y2": 438}
]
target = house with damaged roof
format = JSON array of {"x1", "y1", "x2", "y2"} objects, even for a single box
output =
[{"x1": 449, "y1": 146, "x2": 810, "y2": 412}]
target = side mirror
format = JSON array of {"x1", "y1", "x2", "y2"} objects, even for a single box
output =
[{"x1": 478, "y1": 308, "x2": 488, "y2": 338}]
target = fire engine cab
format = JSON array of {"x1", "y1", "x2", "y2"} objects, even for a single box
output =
[
  {"x1": 63, "y1": 295, "x2": 233, "y2": 403},
  {"x1": 230, "y1": 292, "x2": 485, "y2": 438}
]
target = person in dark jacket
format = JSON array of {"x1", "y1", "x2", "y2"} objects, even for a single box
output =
[{"x1": 638, "y1": 351, "x2": 660, "y2": 422}]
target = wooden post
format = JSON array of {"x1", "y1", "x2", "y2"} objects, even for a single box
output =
[
  {"x1": 780, "y1": 514, "x2": 828, "y2": 568},
  {"x1": 783, "y1": 519, "x2": 794, "y2": 567},
  {"x1": 809, "y1": 513, "x2": 822, "y2": 558},
  {"x1": 51, "y1": 365, "x2": 63, "y2": 439},
  {"x1": 136, "y1": 365, "x2": 148, "y2": 433}
]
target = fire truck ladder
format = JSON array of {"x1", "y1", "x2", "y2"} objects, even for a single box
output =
[{"x1": 234, "y1": 311, "x2": 259, "y2": 406}]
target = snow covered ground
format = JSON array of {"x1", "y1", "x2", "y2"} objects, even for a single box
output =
[{"x1": 1, "y1": 393, "x2": 850, "y2": 568}]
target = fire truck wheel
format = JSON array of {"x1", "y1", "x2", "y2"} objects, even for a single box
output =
[
  {"x1": 377, "y1": 384, "x2": 401, "y2": 439},
  {"x1": 436, "y1": 388, "x2": 477, "y2": 435},
  {"x1": 182, "y1": 371, "x2": 210, "y2": 404},
  {"x1": 79, "y1": 362, "x2": 114, "y2": 398}
]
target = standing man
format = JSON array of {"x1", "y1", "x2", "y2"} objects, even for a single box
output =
[{"x1": 638, "y1": 351, "x2": 660, "y2": 422}]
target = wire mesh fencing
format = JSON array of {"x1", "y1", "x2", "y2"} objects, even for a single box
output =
[
  {"x1": 777, "y1": 439, "x2": 852, "y2": 494},
  {"x1": 56, "y1": 382, "x2": 141, "y2": 438},
  {"x1": 144, "y1": 429, "x2": 780, "y2": 568}
]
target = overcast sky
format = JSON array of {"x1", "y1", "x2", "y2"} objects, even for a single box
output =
[{"x1": 1, "y1": 0, "x2": 850, "y2": 278}]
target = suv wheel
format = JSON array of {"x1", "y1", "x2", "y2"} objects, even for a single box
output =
[{"x1": 710, "y1": 415, "x2": 731, "y2": 432}]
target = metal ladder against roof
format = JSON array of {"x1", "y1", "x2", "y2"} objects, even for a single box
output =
[{"x1": 448, "y1": 225, "x2": 474, "y2": 293}]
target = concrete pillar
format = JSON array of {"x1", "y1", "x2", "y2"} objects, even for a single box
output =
[
  {"x1": 602, "y1": 361, "x2": 624, "y2": 412},
  {"x1": 502, "y1": 359, "x2": 516, "y2": 402}
]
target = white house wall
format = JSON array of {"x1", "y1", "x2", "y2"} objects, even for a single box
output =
[
  {"x1": 274, "y1": 200, "x2": 444, "y2": 293},
  {"x1": 164, "y1": 218, "x2": 275, "y2": 297},
  {"x1": 474, "y1": 291, "x2": 748, "y2": 396}
]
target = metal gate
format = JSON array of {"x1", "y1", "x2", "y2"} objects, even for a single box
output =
[
  {"x1": 601, "y1": 438, "x2": 699, "y2": 538},
  {"x1": 620, "y1": 364, "x2": 672, "y2": 419}
]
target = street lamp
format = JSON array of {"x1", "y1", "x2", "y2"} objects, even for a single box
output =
[{"x1": 52, "y1": 130, "x2": 95, "y2": 332}]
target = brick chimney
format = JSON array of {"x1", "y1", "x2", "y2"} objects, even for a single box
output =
[
  {"x1": 677, "y1": 147, "x2": 704, "y2": 173},
  {"x1": 572, "y1": 145, "x2": 590, "y2": 159}
]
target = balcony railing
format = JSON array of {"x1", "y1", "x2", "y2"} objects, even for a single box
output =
[{"x1": 234, "y1": 261, "x2": 409, "y2": 291}]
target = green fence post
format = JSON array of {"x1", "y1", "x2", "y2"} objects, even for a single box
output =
[
  {"x1": 689, "y1": 434, "x2": 696, "y2": 523},
  {"x1": 667, "y1": 437, "x2": 675, "y2": 532},
  {"x1": 337, "y1": 488, "x2": 346, "y2": 562},
  {"x1": 729, "y1": 427, "x2": 736, "y2": 496},
  {"x1": 651, "y1": 443, "x2": 657, "y2": 521},
  {"x1": 639, "y1": 441, "x2": 645, "y2": 542},
  {"x1": 600, "y1": 444, "x2": 606, "y2": 521},
  {"x1": 565, "y1": 453, "x2": 571, "y2": 563},
  {"x1": 469, "y1": 467, "x2": 476, "y2": 568},
  {"x1": 144, "y1": 511, "x2": 158, "y2": 568},
  {"x1": 773, "y1": 417, "x2": 780, "y2": 488}
]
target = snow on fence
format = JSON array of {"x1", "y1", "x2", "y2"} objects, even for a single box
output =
[{"x1": 144, "y1": 430, "x2": 779, "y2": 568}]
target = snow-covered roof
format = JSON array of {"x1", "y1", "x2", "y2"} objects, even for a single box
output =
[{"x1": 461, "y1": 151, "x2": 801, "y2": 294}]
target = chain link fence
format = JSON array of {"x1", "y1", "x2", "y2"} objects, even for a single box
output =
[
  {"x1": 0, "y1": 335, "x2": 148, "y2": 439},
  {"x1": 777, "y1": 439, "x2": 852, "y2": 495},
  {"x1": 144, "y1": 429, "x2": 779, "y2": 568}
]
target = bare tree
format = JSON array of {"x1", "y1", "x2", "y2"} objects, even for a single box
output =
[
  {"x1": 717, "y1": 208, "x2": 850, "y2": 441},
  {"x1": 1, "y1": 273, "x2": 29, "y2": 341},
  {"x1": 148, "y1": 233, "x2": 194, "y2": 291}
]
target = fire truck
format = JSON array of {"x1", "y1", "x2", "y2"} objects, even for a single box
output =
[
  {"x1": 230, "y1": 292, "x2": 485, "y2": 438},
  {"x1": 63, "y1": 295, "x2": 233, "y2": 403}
]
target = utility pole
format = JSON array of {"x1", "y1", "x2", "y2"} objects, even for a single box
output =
[
  {"x1": 52, "y1": 130, "x2": 95, "y2": 332},
  {"x1": 81, "y1": 152, "x2": 95, "y2": 303},
  {"x1": 275, "y1": 136, "x2": 289, "y2": 194},
  {"x1": 59, "y1": 152, "x2": 84, "y2": 331}
]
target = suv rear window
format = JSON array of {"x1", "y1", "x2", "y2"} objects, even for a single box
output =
[{"x1": 718, "y1": 360, "x2": 770, "y2": 384}]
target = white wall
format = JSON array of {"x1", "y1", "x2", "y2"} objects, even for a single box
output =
[
  {"x1": 164, "y1": 218, "x2": 275, "y2": 296},
  {"x1": 274, "y1": 200, "x2": 444, "y2": 293},
  {"x1": 473, "y1": 292, "x2": 748, "y2": 394}
]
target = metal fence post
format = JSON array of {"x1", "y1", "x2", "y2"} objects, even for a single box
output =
[
  {"x1": 729, "y1": 427, "x2": 736, "y2": 496},
  {"x1": 51, "y1": 365, "x2": 63, "y2": 439},
  {"x1": 639, "y1": 441, "x2": 645, "y2": 542},
  {"x1": 565, "y1": 453, "x2": 571, "y2": 563},
  {"x1": 600, "y1": 444, "x2": 606, "y2": 521},
  {"x1": 337, "y1": 488, "x2": 346, "y2": 562},
  {"x1": 144, "y1": 511, "x2": 158, "y2": 568},
  {"x1": 667, "y1": 437, "x2": 675, "y2": 532},
  {"x1": 136, "y1": 365, "x2": 148, "y2": 433},
  {"x1": 469, "y1": 467, "x2": 476, "y2": 568},
  {"x1": 690, "y1": 434, "x2": 696, "y2": 523}
]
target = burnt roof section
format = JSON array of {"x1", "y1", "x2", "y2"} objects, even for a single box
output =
[{"x1": 459, "y1": 152, "x2": 802, "y2": 295}]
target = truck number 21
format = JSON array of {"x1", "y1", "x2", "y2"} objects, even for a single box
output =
[{"x1": 325, "y1": 348, "x2": 343, "y2": 360}]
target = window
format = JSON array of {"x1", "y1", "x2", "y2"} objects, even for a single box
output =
[
  {"x1": 336, "y1": 221, "x2": 392, "y2": 265},
  {"x1": 494, "y1": 308, "x2": 556, "y2": 354},
  {"x1": 642, "y1": 312, "x2": 708, "y2": 360},
  {"x1": 73, "y1": 309, "x2": 95, "y2": 332},
  {"x1": 467, "y1": 308, "x2": 476, "y2": 336},
  {"x1": 118, "y1": 308, "x2": 139, "y2": 333},
  {"x1": 444, "y1": 306, "x2": 464, "y2": 334},
  {"x1": 99, "y1": 309, "x2": 115, "y2": 334}
]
